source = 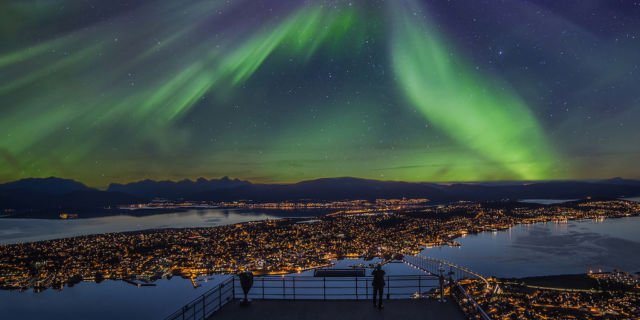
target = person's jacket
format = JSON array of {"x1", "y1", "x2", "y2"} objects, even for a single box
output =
[{"x1": 372, "y1": 269, "x2": 386, "y2": 287}]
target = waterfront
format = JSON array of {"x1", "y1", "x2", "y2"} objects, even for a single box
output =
[
  {"x1": 2, "y1": 217, "x2": 639, "y2": 319},
  {"x1": 0, "y1": 209, "x2": 318, "y2": 244},
  {"x1": 1, "y1": 204, "x2": 639, "y2": 319},
  {"x1": 421, "y1": 216, "x2": 640, "y2": 278}
]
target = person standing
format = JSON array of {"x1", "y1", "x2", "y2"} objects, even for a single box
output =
[{"x1": 371, "y1": 264, "x2": 386, "y2": 309}]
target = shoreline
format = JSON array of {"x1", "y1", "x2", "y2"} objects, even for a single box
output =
[
  {"x1": 499, "y1": 272, "x2": 640, "y2": 295},
  {"x1": 420, "y1": 212, "x2": 640, "y2": 249},
  {"x1": 0, "y1": 207, "x2": 335, "y2": 220},
  {"x1": 0, "y1": 216, "x2": 315, "y2": 246},
  {"x1": 2, "y1": 200, "x2": 639, "y2": 292},
  {"x1": 2, "y1": 200, "x2": 640, "y2": 247},
  {"x1": 6, "y1": 210, "x2": 638, "y2": 247}
]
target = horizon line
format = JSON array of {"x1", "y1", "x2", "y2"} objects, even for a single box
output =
[{"x1": 1, "y1": 175, "x2": 638, "y2": 190}]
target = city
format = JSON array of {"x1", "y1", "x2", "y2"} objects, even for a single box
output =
[
  {"x1": 1, "y1": 200, "x2": 638, "y2": 292},
  {"x1": 460, "y1": 275, "x2": 640, "y2": 319}
]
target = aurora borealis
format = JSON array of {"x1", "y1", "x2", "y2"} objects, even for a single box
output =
[{"x1": 1, "y1": 0, "x2": 639, "y2": 186}]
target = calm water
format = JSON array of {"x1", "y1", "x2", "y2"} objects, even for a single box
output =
[
  {"x1": 0, "y1": 209, "x2": 317, "y2": 244},
  {"x1": 0, "y1": 276, "x2": 229, "y2": 320},
  {"x1": 518, "y1": 199, "x2": 577, "y2": 205},
  {"x1": 622, "y1": 197, "x2": 640, "y2": 203},
  {"x1": 421, "y1": 216, "x2": 640, "y2": 278}
]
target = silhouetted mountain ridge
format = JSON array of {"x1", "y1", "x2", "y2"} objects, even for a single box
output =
[
  {"x1": 0, "y1": 177, "x2": 141, "y2": 211},
  {"x1": 107, "y1": 176, "x2": 250, "y2": 198},
  {"x1": 0, "y1": 177, "x2": 90, "y2": 194},
  {"x1": 1, "y1": 177, "x2": 640, "y2": 212},
  {"x1": 104, "y1": 176, "x2": 640, "y2": 202}
]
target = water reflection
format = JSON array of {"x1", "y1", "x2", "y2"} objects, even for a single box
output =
[
  {"x1": 0, "y1": 209, "x2": 318, "y2": 244},
  {"x1": 0, "y1": 276, "x2": 229, "y2": 320},
  {"x1": 421, "y1": 216, "x2": 640, "y2": 278}
]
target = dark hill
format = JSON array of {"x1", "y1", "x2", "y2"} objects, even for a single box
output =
[
  {"x1": 0, "y1": 177, "x2": 142, "y2": 212},
  {"x1": 0, "y1": 177, "x2": 90, "y2": 194},
  {"x1": 2, "y1": 177, "x2": 640, "y2": 211},
  {"x1": 107, "y1": 176, "x2": 250, "y2": 198}
]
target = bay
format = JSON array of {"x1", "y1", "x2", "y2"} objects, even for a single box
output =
[
  {"x1": 0, "y1": 209, "x2": 318, "y2": 244},
  {"x1": 420, "y1": 216, "x2": 640, "y2": 278}
]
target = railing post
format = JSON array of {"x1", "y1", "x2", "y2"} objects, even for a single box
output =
[
  {"x1": 218, "y1": 283, "x2": 222, "y2": 311},
  {"x1": 293, "y1": 277, "x2": 296, "y2": 301},
  {"x1": 232, "y1": 276, "x2": 236, "y2": 300},
  {"x1": 386, "y1": 276, "x2": 390, "y2": 300},
  {"x1": 366, "y1": 279, "x2": 369, "y2": 299},
  {"x1": 418, "y1": 276, "x2": 422, "y2": 296},
  {"x1": 323, "y1": 277, "x2": 326, "y2": 300},
  {"x1": 262, "y1": 277, "x2": 265, "y2": 299},
  {"x1": 202, "y1": 294, "x2": 206, "y2": 319},
  {"x1": 355, "y1": 276, "x2": 358, "y2": 300},
  {"x1": 282, "y1": 277, "x2": 286, "y2": 299}
]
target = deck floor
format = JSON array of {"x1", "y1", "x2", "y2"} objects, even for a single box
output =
[{"x1": 211, "y1": 299, "x2": 466, "y2": 320}]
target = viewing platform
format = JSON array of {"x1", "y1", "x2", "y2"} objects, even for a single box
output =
[
  {"x1": 213, "y1": 299, "x2": 465, "y2": 320},
  {"x1": 165, "y1": 256, "x2": 493, "y2": 320}
]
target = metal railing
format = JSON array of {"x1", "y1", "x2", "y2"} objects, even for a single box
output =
[
  {"x1": 164, "y1": 276, "x2": 234, "y2": 320},
  {"x1": 452, "y1": 283, "x2": 492, "y2": 320},
  {"x1": 165, "y1": 256, "x2": 494, "y2": 320},
  {"x1": 164, "y1": 274, "x2": 438, "y2": 320},
  {"x1": 235, "y1": 274, "x2": 439, "y2": 300}
]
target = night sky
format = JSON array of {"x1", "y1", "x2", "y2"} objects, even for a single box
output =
[{"x1": 1, "y1": 0, "x2": 639, "y2": 186}]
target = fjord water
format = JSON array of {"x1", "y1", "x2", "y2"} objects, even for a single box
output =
[
  {"x1": 421, "y1": 216, "x2": 640, "y2": 278},
  {"x1": 0, "y1": 209, "x2": 316, "y2": 244},
  {"x1": 0, "y1": 276, "x2": 230, "y2": 320}
]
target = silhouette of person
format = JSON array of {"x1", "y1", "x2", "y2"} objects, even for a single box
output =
[{"x1": 371, "y1": 264, "x2": 386, "y2": 309}]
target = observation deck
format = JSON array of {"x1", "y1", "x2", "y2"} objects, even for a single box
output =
[
  {"x1": 165, "y1": 256, "x2": 493, "y2": 320},
  {"x1": 214, "y1": 299, "x2": 464, "y2": 320}
]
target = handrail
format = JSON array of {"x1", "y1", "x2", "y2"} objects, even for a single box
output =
[
  {"x1": 234, "y1": 275, "x2": 439, "y2": 300},
  {"x1": 453, "y1": 283, "x2": 492, "y2": 320},
  {"x1": 164, "y1": 276, "x2": 234, "y2": 320},
  {"x1": 164, "y1": 274, "x2": 439, "y2": 320},
  {"x1": 165, "y1": 257, "x2": 494, "y2": 320}
]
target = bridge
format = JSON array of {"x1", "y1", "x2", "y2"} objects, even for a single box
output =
[{"x1": 164, "y1": 256, "x2": 493, "y2": 320}]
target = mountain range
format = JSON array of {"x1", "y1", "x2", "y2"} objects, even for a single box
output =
[
  {"x1": 1, "y1": 176, "x2": 640, "y2": 214},
  {"x1": 0, "y1": 177, "x2": 142, "y2": 212}
]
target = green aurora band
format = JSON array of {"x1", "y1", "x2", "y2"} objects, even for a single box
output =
[
  {"x1": 0, "y1": 0, "x2": 594, "y2": 185},
  {"x1": 389, "y1": 0, "x2": 557, "y2": 180}
]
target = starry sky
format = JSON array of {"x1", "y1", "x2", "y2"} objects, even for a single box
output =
[{"x1": 1, "y1": 0, "x2": 640, "y2": 187}]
